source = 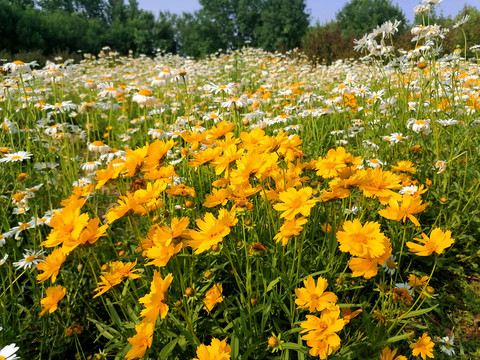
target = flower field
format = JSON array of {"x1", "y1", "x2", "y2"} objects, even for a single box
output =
[{"x1": 1, "y1": 18, "x2": 480, "y2": 360}]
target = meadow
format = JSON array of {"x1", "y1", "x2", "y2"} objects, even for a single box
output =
[{"x1": 1, "y1": 17, "x2": 480, "y2": 360}]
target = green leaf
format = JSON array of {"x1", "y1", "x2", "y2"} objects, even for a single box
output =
[
  {"x1": 399, "y1": 304, "x2": 438, "y2": 319},
  {"x1": 158, "y1": 338, "x2": 178, "y2": 359}
]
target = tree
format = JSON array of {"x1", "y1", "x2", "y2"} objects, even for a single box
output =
[
  {"x1": 336, "y1": 0, "x2": 407, "y2": 39},
  {"x1": 256, "y1": 0, "x2": 309, "y2": 52}
]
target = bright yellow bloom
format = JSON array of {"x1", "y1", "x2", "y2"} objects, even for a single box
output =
[
  {"x1": 187, "y1": 212, "x2": 232, "y2": 254},
  {"x1": 410, "y1": 332, "x2": 435, "y2": 359},
  {"x1": 273, "y1": 217, "x2": 308, "y2": 246},
  {"x1": 93, "y1": 260, "x2": 142, "y2": 298},
  {"x1": 166, "y1": 184, "x2": 196, "y2": 197},
  {"x1": 406, "y1": 228, "x2": 454, "y2": 256},
  {"x1": 36, "y1": 248, "x2": 66, "y2": 283},
  {"x1": 203, "y1": 284, "x2": 224, "y2": 312},
  {"x1": 391, "y1": 161, "x2": 416, "y2": 174},
  {"x1": 39, "y1": 285, "x2": 66, "y2": 316},
  {"x1": 125, "y1": 322, "x2": 154, "y2": 360},
  {"x1": 273, "y1": 187, "x2": 317, "y2": 220},
  {"x1": 193, "y1": 338, "x2": 231, "y2": 360},
  {"x1": 295, "y1": 276, "x2": 338, "y2": 312},
  {"x1": 378, "y1": 194, "x2": 427, "y2": 226},
  {"x1": 300, "y1": 305, "x2": 345, "y2": 359},
  {"x1": 359, "y1": 168, "x2": 403, "y2": 204},
  {"x1": 348, "y1": 237, "x2": 392, "y2": 279},
  {"x1": 380, "y1": 346, "x2": 407, "y2": 360},
  {"x1": 63, "y1": 218, "x2": 108, "y2": 252},
  {"x1": 139, "y1": 271, "x2": 174, "y2": 324},
  {"x1": 336, "y1": 220, "x2": 387, "y2": 258},
  {"x1": 41, "y1": 198, "x2": 90, "y2": 248},
  {"x1": 203, "y1": 188, "x2": 232, "y2": 207}
]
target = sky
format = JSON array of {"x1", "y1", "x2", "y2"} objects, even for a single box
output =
[{"x1": 137, "y1": 0, "x2": 479, "y2": 24}]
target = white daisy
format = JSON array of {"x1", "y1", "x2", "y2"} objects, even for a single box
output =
[
  {"x1": 13, "y1": 249, "x2": 45, "y2": 270},
  {"x1": 440, "y1": 335, "x2": 455, "y2": 356},
  {"x1": 0, "y1": 343, "x2": 20, "y2": 360},
  {"x1": 0, "y1": 151, "x2": 33, "y2": 163}
]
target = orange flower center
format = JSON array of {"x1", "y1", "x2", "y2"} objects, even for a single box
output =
[{"x1": 138, "y1": 89, "x2": 152, "y2": 96}]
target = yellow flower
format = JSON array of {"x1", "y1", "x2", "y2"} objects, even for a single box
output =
[
  {"x1": 273, "y1": 187, "x2": 317, "y2": 220},
  {"x1": 139, "y1": 271, "x2": 173, "y2": 324},
  {"x1": 380, "y1": 346, "x2": 407, "y2": 360},
  {"x1": 406, "y1": 228, "x2": 454, "y2": 256},
  {"x1": 410, "y1": 332, "x2": 435, "y2": 359},
  {"x1": 203, "y1": 284, "x2": 224, "y2": 313},
  {"x1": 193, "y1": 338, "x2": 231, "y2": 360},
  {"x1": 273, "y1": 216, "x2": 308, "y2": 246},
  {"x1": 300, "y1": 306, "x2": 345, "y2": 359},
  {"x1": 336, "y1": 219, "x2": 387, "y2": 258},
  {"x1": 39, "y1": 285, "x2": 66, "y2": 316},
  {"x1": 36, "y1": 248, "x2": 66, "y2": 284},
  {"x1": 295, "y1": 276, "x2": 338, "y2": 312},
  {"x1": 187, "y1": 212, "x2": 232, "y2": 254},
  {"x1": 391, "y1": 160, "x2": 416, "y2": 174},
  {"x1": 93, "y1": 260, "x2": 142, "y2": 298},
  {"x1": 378, "y1": 194, "x2": 427, "y2": 226},
  {"x1": 125, "y1": 322, "x2": 154, "y2": 360},
  {"x1": 41, "y1": 198, "x2": 90, "y2": 248},
  {"x1": 348, "y1": 237, "x2": 391, "y2": 279}
]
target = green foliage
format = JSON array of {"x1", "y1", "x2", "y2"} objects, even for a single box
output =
[{"x1": 336, "y1": 0, "x2": 407, "y2": 39}]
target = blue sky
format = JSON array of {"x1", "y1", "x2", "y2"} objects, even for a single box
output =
[{"x1": 137, "y1": 0, "x2": 479, "y2": 24}]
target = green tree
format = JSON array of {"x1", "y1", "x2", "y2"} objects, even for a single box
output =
[
  {"x1": 256, "y1": 0, "x2": 309, "y2": 52},
  {"x1": 336, "y1": 0, "x2": 407, "y2": 39},
  {"x1": 153, "y1": 11, "x2": 178, "y2": 54},
  {"x1": 0, "y1": 1, "x2": 20, "y2": 53}
]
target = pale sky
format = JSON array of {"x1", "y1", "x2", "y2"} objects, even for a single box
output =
[{"x1": 137, "y1": 0, "x2": 480, "y2": 24}]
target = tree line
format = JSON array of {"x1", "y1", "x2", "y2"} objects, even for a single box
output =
[{"x1": 0, "y1": 0, "x2": 479, "y2": 64}]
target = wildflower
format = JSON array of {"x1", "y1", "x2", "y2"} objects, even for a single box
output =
[
  {"x1": 407, "y1": 118, "x2": 431, "y2": 134},
  {"x1": 391, "y1": 161, "x2": 416, "y2": 174},
  {"x1": 379, "y1": 346, "x2": 407, "y2": 360},
  {"x1": 378, "y1": 194, "x2": 427, "y2": 226},
  {"x1": 273, "y1": 216, "x2": 308, "y2": 246},
  {"x1": 65, "y1": 324, "x2": 84, "y2": 337},
  {"x1": 36, "y1": 248, "x2": 66, "y2": 283},
  {"x1": 406, "y1": 228, "x2": 454, "y2": 256},
  {"x1": 88, "y1": 140, "x2": 111, "y2": 153},
  {"x1": 273, "y1": 187, "x2": 317, "y2": 220},
  {"x1": 336, "y1": 219, "x2": 387, "y2": 258},
  {"x1": 13, "y1": 249, "x2": 45, "y2": 270},
  {"x1": 382, "y1": 255, "x2": 397, "y2": 275},
  {"x1": 3, "y1": 60, "x2": 37, "y2": 73},
  {"x1": 367, "y1": 158, "x2": 384, "y2": 168},
  {"x1": 133, "y1": 89, "x2": 157, "y2": 106},
  {"x1": 187, "y1": 212, "x2": 233, "y2": 254},
  {"x1": 295, "y1": 276, "x2": 338, "y2": 312},
  {"x1": 139, "y1": 271, "x2": 174, "y2": 324},
  {"x1": 348, "y1": 238, "x2": 391, "y2": 279},
  {"x1": 125, "y1": 322, "x2": 154, "y2": 360},
  {"x1": 203, "y1": 284, "x2": 224, "y2": 312},
  {"x1": 440, "y1": 335, "x2": 455, "y2": 356},
  {"x1": 0, "y1": 343, "x2": 20, "y2": 360},
  {"x1": 39, "y1": 285, "x2": 66, "y2": 316},
  {"x1": 93, "y1": 260, "x2": 142, "y2": 297},
  {"x1": 410, "y1": 332, "x2": 435, "y2": 359},
  {"x1": 0, "y1": 151, "x2": 33, "y2": 163},
  {"x1": 435, "y1": 160, "x2": 446, "y2": 174},
  {"x1": 300, "y1": 306, "x2": 345, "y2": 359},
  {"x1": 193, "y1": 338, "x2": 231, "y2": 360}
]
